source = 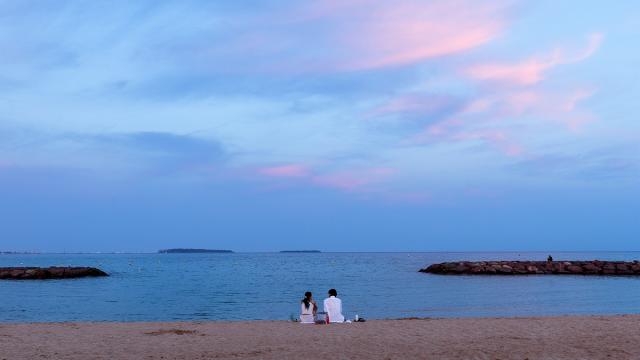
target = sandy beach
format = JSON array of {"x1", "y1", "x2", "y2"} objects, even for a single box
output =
[{"x1": 1, "y1": 315, "x2": 639, "y2": 359}]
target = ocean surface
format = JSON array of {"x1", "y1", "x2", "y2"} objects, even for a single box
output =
[{"x1": 2, "y1": 252, "x2": 640, "y2": 322}]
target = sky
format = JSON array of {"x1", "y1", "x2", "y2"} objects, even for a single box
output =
[{"x1": 0, "y1": 0, "x2": 638, "y2": 252}]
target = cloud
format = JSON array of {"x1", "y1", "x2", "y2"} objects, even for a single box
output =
[
  {"x1": 258, "y1": 164, "x2": 309, "y2": 177},
  {"x1": 85, "y1": 132, "x2": 226, "y2": 172},
  {"x1": 1, "y1": 131, "x2": 228, "y2": 176},
  {"x1": 413, "y1": 119, "x2": 524, "y2": 156},
  {"x1": 318, "y1": 0, "x2": 508, "y2": 70},
  {"x1": 464, "y1": 87, "x2": 597, "y2": 130},
  {"x1": 254, "y1": 163, "x2": 395, "y2": 193},
  {"x1": 368, "y1": 94, "x2": 466, "y2": 124},
  {"x1": 146, "y1": 0, "x2": 510, "y2": 75},
  {"x1": 311, "y1": 167, "x2": 395, "y2": 191},
  {"x1": 466, "y1": 33, "x2": 603, "y2": 85},
  {"x1": 394, "y1": 34, "x2": 603, "y2": 154},
  {"x1": 511, "y1": 149, "x2": 640, "y2": 181}
]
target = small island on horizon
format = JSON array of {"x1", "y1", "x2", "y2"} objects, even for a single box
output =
[
  {"x1": 279, "y1": 250, "x2": 321, "y2": 253},
  {"x1": 158, "y1": 249, "x2": 234, "y2": 254},
  {"x1": 1, "y1": 251, "x2": 41, "y2": 255}
]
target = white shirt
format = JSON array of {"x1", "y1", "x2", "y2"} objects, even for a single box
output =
[
  {"x1": 299, "y1": 301, "x2": 315, "y2": 324},
  {"x1": 323, "y1": 296, "x2": 344, "y2": 323}
]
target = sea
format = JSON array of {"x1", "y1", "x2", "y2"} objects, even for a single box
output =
[{"x1": 2, "y1": 252, "x2": 640, "y2": 322}]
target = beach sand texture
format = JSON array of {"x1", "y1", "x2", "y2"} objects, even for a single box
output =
[{"x1": 1, "y1": 315, "x2": 638, "y2": 359}]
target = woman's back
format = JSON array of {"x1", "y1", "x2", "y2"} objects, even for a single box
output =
[{"x1": 299, "y1": 292, "x2": 317, "y2": 324}]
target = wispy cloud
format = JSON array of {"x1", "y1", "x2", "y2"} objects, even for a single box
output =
[
  {"x1": 258, "y1": 164, "x2": 309, "y2": 178},
  {"x1": 312, "y1": 167, "x2": 395, "y2": 191},
  {"x1": 511, "y1": 148, "x2": 640, "y2": 181},
  {"x1": 177, "y1": 0, "x2": 511, "y2": 73},
  {"x1": 413, "y1": 119, "x2": 524, "y2": 156},
  {"x1": 317, "y1": 0, "x2": 509, "y2": 70},
  {"x1": 254, "y1": 163, "x2": 395, "y2": 193},
  {"x1": 466, "y1": 33, "x2": 603, "y2": 85}
]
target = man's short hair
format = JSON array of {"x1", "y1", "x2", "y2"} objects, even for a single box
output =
[{"x1": 328, "y1": 289, "x2": 337, "y2": 296}]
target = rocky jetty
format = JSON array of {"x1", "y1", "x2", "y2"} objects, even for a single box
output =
[
  {"x1": 420, "y1": 260, "x2": 640, "y2": 275},
  {"x1": 0, "y1": 267, "x2": 108, "y2": 280}
]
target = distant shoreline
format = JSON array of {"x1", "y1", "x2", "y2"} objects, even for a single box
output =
[
  {"x1": 158, "y1": 249, "x2": 234, "y2": 254},
  {"x1": 3, "y1": 250, "x2": 640, "y2": 254},
  {"x1": 279, "y1": 250, "x2": 321, "y2": 253}
]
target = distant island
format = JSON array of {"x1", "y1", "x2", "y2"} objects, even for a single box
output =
[
  {"x1": 0, "y1": 251, "x2": 40, "y2": 255},
  {"x1": 280, "y1": 250, "x2": 321, "y2": 253},
  {"x1": 158, "y1": 249, "x2": 234, "y2": 254}
]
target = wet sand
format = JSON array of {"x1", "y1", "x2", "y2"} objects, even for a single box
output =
[{"x1": 1, "y1": 315, "x2": 638, "y2": 359}]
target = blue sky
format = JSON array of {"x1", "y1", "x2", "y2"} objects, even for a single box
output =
[{"x1": 0, "y1": 0, "x2": 638, "y2": 252}]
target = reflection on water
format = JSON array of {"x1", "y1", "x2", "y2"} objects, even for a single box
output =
[{"x1": 1, "y1": 252, "x2": 640, "y2": 322}]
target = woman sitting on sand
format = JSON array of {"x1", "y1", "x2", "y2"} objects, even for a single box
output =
[{"x1": 300, "y1": 291, "x2": 317, "y2": 324}]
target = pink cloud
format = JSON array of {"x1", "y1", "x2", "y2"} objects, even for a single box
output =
[
  {"x1": 413, "y1": 119, "x2": 524, "y2": 156},
  {"x1": 339, "y1": 1, "x2": 508, "y2": 70},
  {"x1": 494, "y1": 88, "x2": 597, "y2": 131},
  {"x1": 407, "y1": 87, "x2": 596, "y2": 155},
  {"x1": 453, "y1": 130, "x2": 523, "y2": 156},
  {"x1": 466, "y1": 33, "x2": 603, "y2": 85},
  {"x1": 255, "y1": 162, "x2": 395, "y2": 193},
  {"x1": 258, "y1": 164, "x2": 309, "y2": 178},
  {"x1": 312, "y1": 167, "x2": 395, "y2": 191},
  {"x1": 199, "y1": 0, "x2": 509, "y2": 74},
  {"x1": 275, "y1": 0, "x2": 509, "y2": 71}
]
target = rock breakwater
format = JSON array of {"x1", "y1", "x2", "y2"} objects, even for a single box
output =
[
  {"x1": 0, "y1": 267, "x2": 108, "y2": 280},
  {"x1": 420, "y1": 261, "x2": 640, "y2": 275}
]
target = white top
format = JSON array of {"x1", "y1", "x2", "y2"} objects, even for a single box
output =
[
  {"x1": 300, "y1": 301, "x2": 314, "y2": 315},
  {"x1": 299, "y1": 300, "x2": 316, "y2": 324},
  {"x1": 323, "y1": 296, "x2": 345, "y2": 323}
]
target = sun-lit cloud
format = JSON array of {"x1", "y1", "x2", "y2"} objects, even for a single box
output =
[
  {"x1": 328, "y1": 0, "x2": 509, "y2": 70},
  {"x1": 413, "y1": 119, "x2": 524, "y2": 157},
  {"x1": 466, "y1": 33, "x2": 603, "y2": 85},
  {"x1": 258, "y1": 164, "x2": 310, "y2": 178},
  {"x1": 311, "y1": 167, "x2": 395, "y2": 192},
  {"x1": 296, "y1": 0, "x2": 508, "y2": 70},
  {"x1": 222, "y1": 0, "x2": 511, "y2": 73},
  {"x1": 254, "y1": 163, "x2": 395, "y2": 193}
]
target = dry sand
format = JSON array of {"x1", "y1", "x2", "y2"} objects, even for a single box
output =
[{"x1": 1, "y1": 315, "x2": 639, "y2": 359}]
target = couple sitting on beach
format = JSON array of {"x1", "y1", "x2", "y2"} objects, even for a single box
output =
[{"x1": 300, "y1": 289, "x2": 344, "y2": 324}]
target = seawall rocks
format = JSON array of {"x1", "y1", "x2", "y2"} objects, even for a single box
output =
[
  {"x1": 420, "y1": 261, "x2": 640, "y2": 275},
  {"x1": 0, "y1": 267, "x2": 109, "y2": 280}
]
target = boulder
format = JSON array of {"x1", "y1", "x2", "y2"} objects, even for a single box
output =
[
  {"x1": 582, "y1": 263, "x2": 601, "y2": 274},
  {"x1": 566, "y1": 265, "x2": 583, "y2": 273}
]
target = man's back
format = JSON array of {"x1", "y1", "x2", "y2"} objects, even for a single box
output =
[{"x1": 323, "y1": 296, "x2": 345, "y2": 323}]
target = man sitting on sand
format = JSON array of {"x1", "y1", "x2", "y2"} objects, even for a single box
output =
[{"x1": 323, "y1": 289, "x2": 345, "y2": 323}]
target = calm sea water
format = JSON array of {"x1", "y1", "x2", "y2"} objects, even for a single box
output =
[{"x1": 1, "y1": 252, "x2": 640, "y2": 322}]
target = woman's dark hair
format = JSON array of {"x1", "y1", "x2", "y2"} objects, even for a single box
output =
[
  {"x1": 328, "y1": 289, "x2": 337, "y2": 297},
  {"x1": 302, "y1": 291, "x2": 312, "y2": 310}
]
